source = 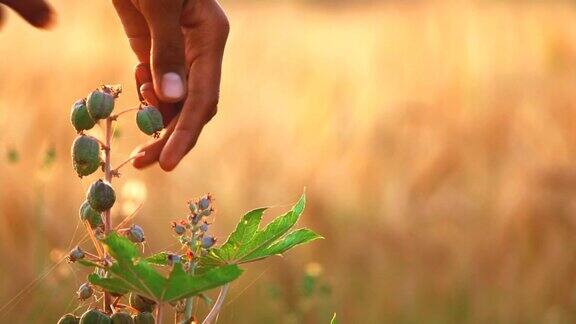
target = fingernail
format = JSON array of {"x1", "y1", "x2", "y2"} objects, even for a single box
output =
[{"x1": 162, "y1": 73, "x2": 184, "y2": 99}]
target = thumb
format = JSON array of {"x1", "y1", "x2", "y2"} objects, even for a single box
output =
[
  {"x1": 2, "y1": 0, "x2": 55, "y2": 28},
  {"x1": 138, "y1": 0, "x2": 186, "y2": 102}
]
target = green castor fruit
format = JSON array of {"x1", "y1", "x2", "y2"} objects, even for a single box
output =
[
  {"x1": 80, "y1": 200, "x2": 103, "y2": 229},
  {"x1": 86, "y1": 90, "x2": 115, "y2": 120},
  {"x1": 58, "y1": 313, "x2": 80, "y2": 324},
  {"x1": 133, "y1": 312, "x2": 154, "y2": 324},
  {"x1": 72, "y1": 135, "x2": 101, "y2": 177},
  {"x1": 87, "y1": 179, "x2": 116, "y2": 212},
  {"x1": 136, "y1": 106, "x2": 163, "y2": 137},
  {"x1": 79, "y1": 309, "x2": 111, "y2": 324},
  {"x1": 129, "y1": 293, "x2": 156, "y2": 313},
  {"x1": 71, "y1": 99, "x2": 97, "y2": 132},
  {"x1": 111, "y1": 312, "x2": 134, "y2": 324}
]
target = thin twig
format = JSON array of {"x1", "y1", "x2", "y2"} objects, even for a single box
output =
[
  {"x1": 84, "y1": 221, "x2": 104, "y2": 257},
  {"x1": 111, "y1": 107, "x2": 139, "y2": 120},
  {"x1": 115, "y1": 202, "x2": 144, "y2": 230},
  {"x1": 111, "y1": 152, "x2": 145, "y2": 175},
  {"x1": 156, "y1": 303, "x2": 163, "y2": 324},
  {"x1": 202, "y1": 284, "x2": 229, "y2": 324}
]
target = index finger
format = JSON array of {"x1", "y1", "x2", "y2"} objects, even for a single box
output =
[
  {"x1": 2, "y1": 0, "x2": 55, "y2": 28},
  {"x1": 156, "y1": 1, "x2": 229, "y2": 171},
  {"x1": 158, "y1": 48, "x2": 224, "y2": 171},
  {"x1": 112, "y1": 0, "x2": 150, "y2": 63}
]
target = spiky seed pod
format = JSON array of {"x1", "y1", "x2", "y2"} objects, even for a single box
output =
[
  {"x1": 171, "y1": 222, "x2": 186, "y2": 236},
  {"x1": 77, "y1": 282, "x2": 94, "y2": 301},
  {"x1": 198, "y1": 195, "x2": 212, "y2": 210},
  {"x1": 201, "y1": 236, "x2": 216, "y2": 249},
  {"x1": 72, "y1": 135, "x2": 101, "y2": 177},
  {"x1": 71, "y1": 99, "x2": 97, "y2": 132},
  {"x1": 133, "y1": 312, "x2": 155, "y2": 324},
  {"x1": 136, "y1": 106, "x2": 163, "y2": 137},
  {"x1": 189, "y1": 213, "x2": 202, "y2": 225},
  {"x1": 86, "y1": 90, "x2": 115, "y2": 120},
  {"x1": 129, "y1": 294, "x2": 156, "y2": 313},
  {"x1": 127, "y1": 224, "x2": 145, "y2": 243},
  {"x1": 58, "y1": 314, "x2": 80, "y2": 324},
  {"x1": 199, "y1": 208, "x2": 213, "y2": 217},
  {"x1": 79, "y1": 309, "x2": 111, "y2": 324},
  {"x1": 87, "y1": 180, "x2": 116, "y2": 212},
  {"x1": 188, "y1": 201, "x2": 199, "y2": 214},
  {"x1": 110, "y1": 312, "x2": 134, "y2": 324},
  {"x1": 80, "y1": 200, "x2": 104, "y2": 229},
  {"x1": 68, "y1": 246, "x2": 85, "y2": 262}
]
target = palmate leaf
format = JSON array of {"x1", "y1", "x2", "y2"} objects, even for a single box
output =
[
  {"x1": 164, "y1": 262, "x2": 241, "y2": 301},
  {"x1": 202, "y1": 193, "x2": 323, "y2": 268},
  {"x1": 211, "y1": 207, "x2": 267, "y2": 261},
  {"x1": 88, "y1": 273, "x2": 130, "y2": 295},
  {"x1": 145, "y1": 252, "x2": 170, "y2": 266},
  {"x1": 88, "y1": 233, "x2": 242, "y2": 303},
  {"x1": 240, "y1": 228, "x2": 322, "y2": 263}
]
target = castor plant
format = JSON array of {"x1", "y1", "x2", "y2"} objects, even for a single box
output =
[{"x1": 58, "y1": 84, "x2": 322, "y2": 324}]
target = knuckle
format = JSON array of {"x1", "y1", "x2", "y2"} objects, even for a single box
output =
[
  {"x1": 205, "y1": 105, "x2": 218, "y2": 122},
  {"x1": 212, "y1": 14, "x2": 230, "y2": 39}
]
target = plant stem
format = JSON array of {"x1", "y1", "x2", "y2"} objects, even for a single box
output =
[
  {"x1": 183, "y1": 233, "x2": 197, "y2": 322},
  {"x1": 156, "y1": 303, "x2": 163, "y2": 324},
  {"x1": 183, "y1": 295, "x2": 194, "y2": 323},
  {"x1": 202, "y1": 284, "x2": 229, "y2": 324},
  {"x1": 111, "y1": 107, "x2": 139, "y2": 120},
  {"x1": 104, "y1": 117, "x2": 113, "y2": 231},
  {"x1": 111, "y1": 152, "x2": 145, "y2": 175},
  {"x1": 103, "y1": 117, "x2": 113, "y2": 312}
]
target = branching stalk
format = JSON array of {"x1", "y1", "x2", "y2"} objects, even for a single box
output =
[
  {"x1": 111, "y1": 152, "x2": 145, "y2": 175},
  {"x1": 111, "y1": 107, "x2": 139, "y2": 120},
  {"x1": 183, "y1": 232, "x2": 198, "y2": 322},
  {"x1": 103, "y1": 116, "x2": 113, "y2": 312},
  {"x1": 202, "y1": 284, "x2": 229, "y2": 324}
]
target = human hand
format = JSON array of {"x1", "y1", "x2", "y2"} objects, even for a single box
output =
[
  {"x1": 0, "y1": 0, "x2": 54, "y2": 28},
  {"x1": 113, "y1": 0, "x2": 229, "y2": 171}
]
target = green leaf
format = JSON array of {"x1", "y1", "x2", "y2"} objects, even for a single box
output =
[
  {"x1": 163, "y1": 262, "x2": 242, "y2": 302},
  {"x1": 235, "y1": 194, "x2": 306, "y2": 260},
  {"x1": 102, "y1": 233, "x2": 167, "y2": 298},
  {"x1": 239, "y1": 228, "x2": 323, "y2": 263},
  {"x1": 214, "y1": 207, "x2": 267, "y2": 261},
  {"x1": 330, "y1": 313, "x2": 337, "y2": 324},
  {"x1": 88, "y1": 273, "x2": 130, "y2": 295},
  {"x1": 202, "y1": 193, "x2": 319, "y2": 269},
  {"x1": 145, "y1": 252, "x2": 170, "y2": 266},
  {"x1": 89, "y1": 233, "x2": 241, "y2": 303}
]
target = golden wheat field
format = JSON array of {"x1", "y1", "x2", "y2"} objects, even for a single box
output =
[{"x1": 2, "y1": 0, "x2": 576, "y2": 323}]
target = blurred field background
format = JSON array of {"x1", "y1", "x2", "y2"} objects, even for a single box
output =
[{"x1": 2, "y1": 0, "x2": 576, "y2": 323}]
